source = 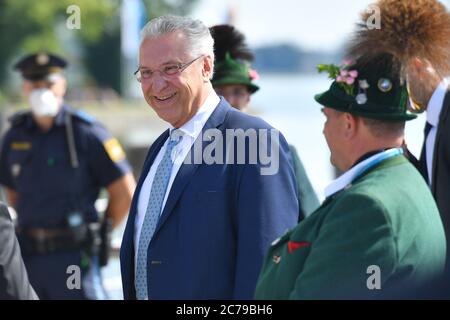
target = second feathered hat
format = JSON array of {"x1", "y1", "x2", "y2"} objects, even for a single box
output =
[{"x1": 210, "y1": 24, "x2": 259, "y2": 93}]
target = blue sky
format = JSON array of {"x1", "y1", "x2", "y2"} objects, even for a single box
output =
[{"x1": 191, "y1": 0, "x2": 450, "y2": 52}]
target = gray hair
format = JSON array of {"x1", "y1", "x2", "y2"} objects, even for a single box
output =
[{"x1": 140, "y1": 15, "x2": 215, "y2": 63}]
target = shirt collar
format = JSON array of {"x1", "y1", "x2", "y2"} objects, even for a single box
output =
[
  {"x1": 427, "y1": 78, "x2": 449, "y2": 127},
  {"x1": 324, "y1": 148, "x2": 400, "y2": 198},
  {"x1": 169, "y1": 90, "x2": 220, "y2": 139},
  {"x1": 54, "y1": 104, "x2": 69, "y2": 126},
  {"x1": 23, "y1": 113, "x2": 35, "y2": 130}
]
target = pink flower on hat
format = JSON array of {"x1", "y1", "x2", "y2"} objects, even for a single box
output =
[
  {"x1": 337, "y1": 68, "x2": 358, "y2": 86},
  {"x1": 249, "y1": 69, "x2": 260, "y2": 80},
  {"x1": 317, "y1": 61, "x2": 358, "y2": 96},
  {"x1": 342, "y1": 59, "x2": 356, "y2": 67},
  {"x1": 346, "y1": 77, "x2": 355, "y2": 85},
  {"x1": 349, "y1": 70, "x2": 358, "y2": 78}
]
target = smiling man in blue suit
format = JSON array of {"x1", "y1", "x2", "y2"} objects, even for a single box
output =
[{"x1": 120, "y1": 15, "x2": 299, "y2": 300}]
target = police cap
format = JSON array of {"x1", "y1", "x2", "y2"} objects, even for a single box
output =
[{"x1": 13, "y1": 52, "x2": 67, "y2": 82}]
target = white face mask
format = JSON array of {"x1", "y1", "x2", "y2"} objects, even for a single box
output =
[{"x1": 28, "y1": 88, "x2": 60, "y2": 117}]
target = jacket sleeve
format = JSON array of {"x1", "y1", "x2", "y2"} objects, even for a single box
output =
[
  {"x1": 232, "y1": 130, "x2": 299, "y2": 299},
  {"x1": 0, "y1": 203, "x2": 38, "y2": 300},
  {"x1": 0, "y1": 131, "x2": 16, "y2": 189}
]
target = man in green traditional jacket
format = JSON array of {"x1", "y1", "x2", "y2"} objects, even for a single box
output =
[{"x1": 254, "y1": 53, "x2": 446, "y2": 299}]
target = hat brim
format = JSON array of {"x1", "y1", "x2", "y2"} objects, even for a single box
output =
[
  {"x1": 212, "y1": 77, "x2": 259, "y2": 93},
  {"x1": 22, "y1": 72, "x2": 64, "y2": 82},
  {"x1": 314, "y1": 90, "x2": 417, "y2": 121}
]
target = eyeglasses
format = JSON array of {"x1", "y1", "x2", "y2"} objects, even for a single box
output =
[{"x1": 134, "y1": 55, "x2": 204, "y2": 82}]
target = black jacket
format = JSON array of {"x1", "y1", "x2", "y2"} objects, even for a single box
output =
[
  {"x1": 411, "y1": 91, "x2": 450, "y2": 253},
  {"x1": 0, "y1": 202, "x2": 38, "y2": 300},
  {"x1": 428, "y1": 91, "x2": 450, "y2": 247},
  {"x1": 407, "y1": 90, "x2": 450, "y2": 298}
]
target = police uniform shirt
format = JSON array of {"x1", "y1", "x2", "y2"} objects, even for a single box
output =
[{"x1": 0, "y1": 105, "x2": 131, "y2": 228}]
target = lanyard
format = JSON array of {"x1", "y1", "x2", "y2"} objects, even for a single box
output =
[{"x1": 353, "y1": 148, "x2": 403, "y2": 182}]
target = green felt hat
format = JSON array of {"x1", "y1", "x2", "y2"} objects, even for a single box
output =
[
  {"x1": 212, "y1": 53, "x2": 259, "y2": 93},
  {"x1": 315, "y1": 54, "x2": 416, "y2": 121}
]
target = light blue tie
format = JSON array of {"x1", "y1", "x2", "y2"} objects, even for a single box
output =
[{"x1": 135, "y1": 129, "x2": 182, "y2": 300}]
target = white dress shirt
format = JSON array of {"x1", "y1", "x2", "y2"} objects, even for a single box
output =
[
  {"x1": 134, "y1": 91, "x2": 220, "y2": 266},
  {"x1": 425, "y1": 79, "x2": 449, "y2": 186}
]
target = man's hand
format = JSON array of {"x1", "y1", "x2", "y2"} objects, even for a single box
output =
[{"x1": 5, "y1": 188, "x2": 18, "y2": 209}]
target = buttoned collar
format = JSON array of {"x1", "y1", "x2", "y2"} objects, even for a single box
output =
[
  {"x1": 53, "y1": 104, "x2": 69, "y2": 126},
  {"x1": 427, "y1": 78, "x2": 449, "y2": 127},
  {"x1": 22, "y1": 112, "x2": 35, "y2": 130}
]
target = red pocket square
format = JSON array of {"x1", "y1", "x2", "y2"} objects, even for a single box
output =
[{"x1": 288, "y1": 241, "x2": 311, "y2": 253}]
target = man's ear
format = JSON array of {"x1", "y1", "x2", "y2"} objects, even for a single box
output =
[
  {"x1": 410, "y1": 57, "x2": 428, "y2": 77},
  {"x1": 245, "y1": 91, "x2": 251, "y2": 105},
  {"x1": 22, "y1": 80, "x2": 33, "y2": 98},
  {"x1": 52, "y1": 77, "x2": 67, "y2": 100},
  {"x1": 202, "y1": 55, "x2": 213, "y2": 81},
  {"x1": 409, "y1": 57, "x2": 438, "y2": 82},
  {"x1": 343, "y1": 112, "x2": 358, "y2": 139}
]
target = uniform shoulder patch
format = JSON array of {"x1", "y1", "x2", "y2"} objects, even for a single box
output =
[
  {"x1": 8, "y1": 111, "x2": 30, "y2": 126},
  {"x1": 103, "y1": 138, "x2": 126, "y2": 163}
]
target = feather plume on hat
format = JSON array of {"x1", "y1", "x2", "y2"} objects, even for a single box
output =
[
  {"x1": 210, "y1": 25, "x2": 254, "y2": 63},
  {"x1": 346, "y1": 0, "x2": 450, "y2": 78}
]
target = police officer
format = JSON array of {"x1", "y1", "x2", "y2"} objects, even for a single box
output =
[{"x1": 0, "y1": 52, "x2": 136, "y2": 299}]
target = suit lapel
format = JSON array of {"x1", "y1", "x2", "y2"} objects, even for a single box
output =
[
  {"x1": 152, "y1": 99, "x2": 230, "y2": 237},
  {"x1": 431, "y1": 89, "x2": 450, "y2": 194},
  {"x1": 120, "y1": 129, "x2": 169, "y2": 297},
  {"x1": 129, "y1": 129, "x2": 170, "y2": 223}
]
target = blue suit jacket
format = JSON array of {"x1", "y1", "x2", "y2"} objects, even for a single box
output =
[{"x1": 120, "y1": 98, "x2": 299, "y2": 299}]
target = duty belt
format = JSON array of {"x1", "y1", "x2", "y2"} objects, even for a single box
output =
[{"x1": 17, "y1": 224, "x2": 100, "y2": 256}]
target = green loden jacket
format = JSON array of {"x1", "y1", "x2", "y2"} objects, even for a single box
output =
[
  {"x1": 289, "y1": 145, "x2": 320, "y2": 219},
  {"x1": 255, "y1": 155, "x2": 446, "y2": 299}
]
